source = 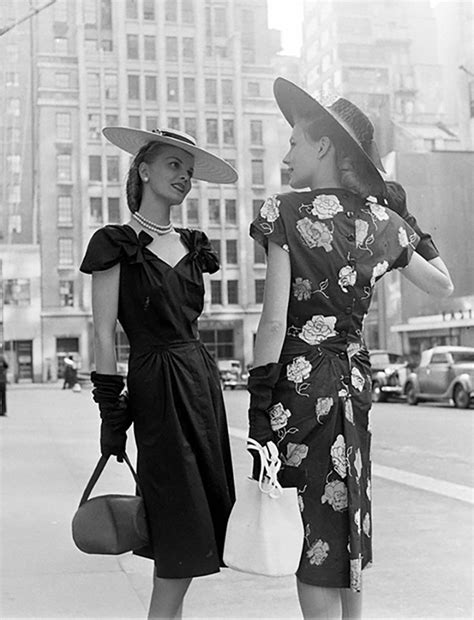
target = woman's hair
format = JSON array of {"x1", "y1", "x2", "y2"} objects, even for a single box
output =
[
  {"x1": 300, "y1": 116, "x2": 376, "y2": 199},
  {"x1": 126, "y1": 141, "x2": 164, "y2": 212}
]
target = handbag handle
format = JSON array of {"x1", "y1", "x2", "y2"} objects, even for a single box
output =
[
  {"x1": 247, "y1": 438, "x2": 283, "y2": 499},
  {"x1": 78, "y1": 453, "x2": 142, "y2": 507}
]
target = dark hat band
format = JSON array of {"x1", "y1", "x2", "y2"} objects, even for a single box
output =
[{"x1": 150, "y1": 128, "x2": 196, "y2": 147}]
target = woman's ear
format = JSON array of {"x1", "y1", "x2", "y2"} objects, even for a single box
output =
[
  {"x1": 317, "y1": 136, "x2": 332, "y2": 159},
  {"x1": 138, "y1": 162, "x2": 149, "y2": 183}
]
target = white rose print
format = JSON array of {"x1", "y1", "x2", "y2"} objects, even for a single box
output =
[
  {"x1": 366, "y1": 478, "x2": 371, "y2": 500},
  {"x1": 351, "y1": 366, "x2": 365, "y2": 392},
  {"x1": 368, "y1": 203, "x2": 389, "y2": 222},
  {"x1": 309, "y1": 194, "x2": 343, "y2": 219},
  {"x1": 259, "y1": 195, "x2": 281, "y2": 234},
  {"x1": 331, "y1": 434, "x2": 347, "y2": 478},
  {"x1": 306, "y1": 539, "x2": 330, "y2": 566},
  {"x1": 296, "y1": 217, "x2": 334, "y2": 252},
  {"x1": 315, "y1": 396, "x2": 334, "y2": 424},
  {"x1": 344, "y1": 397, "x2": 354, "y2": 425},
  {"x1": 355, "y1": 219, "x2": 374, "y2": 255},
  {"x1": 298, "y1": 494, "x2": 305, "y2": 512},
  {"x1": 363, "y1": 512, "x2": 371, "y2": 537},
  {"x1": 370, "y1": 260, "x2": 389, "y2": 286},
  {"x1": 299, "y1": 315, "x2": 337, "y2": 346},
  {"x1": 321, "y1": 480, "x2": 348, "y2": 512},
  {"x1": 293, "y1": 277, "x2": 312, "y2": 301},
  {"x1": 353, "y1": 448, "x2": 362, "y2": 482},
  {"x1": 287, "y1": 356, "x2": 312, "y2": 397},
  {"x1": 285, "y1": 442, "x2": 309, "y2": 467},
  {"x1": 350, "y1": 557, "x2": 362, "y2": 592},
  {"x1": 398, "y1": 226, "x2": 409, "y2": 248},
  {"x1": 354, "y1": 508, "x2": 361, "y2": 534},
  {"x1": 338, "y1": 265, "x2": 357, "y2": 293},
  {"x1": 268, "y1": 402, "x2": 291, "y2": 431}
]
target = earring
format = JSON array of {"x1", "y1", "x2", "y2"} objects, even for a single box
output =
[{"x1": 142, "y1": 176, "x2": 149, "y2": 182}]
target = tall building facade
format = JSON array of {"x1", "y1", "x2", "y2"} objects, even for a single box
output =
[{"x1": 0, "y1": 0, "x2": 285, "y2": 382}]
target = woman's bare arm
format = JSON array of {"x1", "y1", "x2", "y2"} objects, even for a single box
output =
[
  {"x1": 253, "y1": 242, "x2": 291, "y2": 367},
  {"x1": 400, "y1": 252, "x2": 454, "y2": 298},
  {"x1": 91, "y1": 264, "x2": 120, "y2": 373}
]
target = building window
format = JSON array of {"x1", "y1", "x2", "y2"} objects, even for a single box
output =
[
  {"x1": 57, "y1": 195, "x2": 73, "y2": 226},
  {"x1": 89, "y1": 155, "x2": 102, "y2": 182},
  {"x1": 183, "y1": 37, "x2": 194, "y2": 60},
  {"x1": 210, "y1": 280, "x2": 222, "y2": 305},
  {"x1": 90, "y1": 197, "x2": 103, "y2": 224},
  {"x1": 225, "y1": 199, "x2": 237, "y2": 224},
  {"x1": 7, "y1": 155, "x2": 21, "y2": 174},
  {"x1": 54, "y1": 0, "x2": 68, "y2": 21},
  {"x1": 58, "y1": 238, "x2": 74, "y2": 266},
  {"x1": 255, "y1": 279, "x2": 265, "y2": 303},
  {"x1": 8, "y1": 214, "x2": 22, "y2": 234},
  {"x1": 184, "y1": 77, "x2": 195, "y2": 103},
  {"x1": 5, "y1": 72, "x2": 18, "y2": 86},
  {"x1": 128, "y1": 114, "x2": 141, "y2": 128},
  {"x1": 208, "y1": 199, "x2": 220, "y2": 224},
  {"x1": 214, "y1": 7, "x2": 227, "y2": 36},
  {"x1": 56, "y1": 113, "x2": 71, "y2": 139},
  {"x1": 128, "y1": 74, "x2": 140, "y2": 99},
  {"x1": 146, "y1": 115, "x2": 158, "y2": 130},
  {"x1": 222, "y1": 80, "x2": 233, "y2": 104},
  {"x1": 54, "y1": 37, "x2": 68, "y2": 54},
  {"x1": 205, "y1": 79, "x2": 217, "y2": 104},
  {"x1": 59, "y1": 280, "x2": 74, "y2": 307},
  {"x1": 227, "y1": 280, "x2": 239, "y2": 304},
  {"x1": 143, "y1": 0, "x2": 155, "y2": 20},
  {"x1": 250, "y1": 120, "x2": 263, "y2": 145},
  {"x1": 223, "y1": 119, "x2": 234, "y2": 144},
  {"x1": 104, "y1": 73, "x2": 117, "y2": 99},
  {"x1": 226, "y1": 239, "x2": 237, "y2": 264},
  {"x1": 106, "y1": 156, "x2": 120, "y2": 182},
  {"x1": 55, "y1": 72, "x2": 71, "y2": 88},
  {"x1": 145, "y1": 75, "x2": 157, "y2": 100},
  {"x1": 167, "y1": 77, "x2": 178, "y2": 102},
  {"x1": 7, "y1": 98, "x2": 20, "y2": 116},
  {"x1": 126, "y1": 0, "x2": 138, "y2": 19},
  {"x1": 210, "y1": 239, "x2": 221, "y2": 261},
  {"x1": 206, "y1": 118, "x2": 218, "y2": 144},
  {"x1": 248, "y1": 81, "x2": 260, "y2": 97},
  {"x1": 165, "y1": 0, "x2": 177, "y2": 21},
  {"x1": 127, "y1": 34, "x2": 139, "y2": 59},
  {"x1": 5, "y1": 279, "x2": 30, "y2": 306},
  {"x1": 251, "y1": 159, "x2": 264, "y2": 185},
  {"x1": 182, "y1": 0, "x2": 194, "y2": 23},
  {"x1": 144, "y1": 35, "x2": 156, "y2": 60},
  {"x1": 199, "y1": 328, "x2": 234, "y2": 359},
  {"x1": 101, "y1": 0, "x2": 112, "y2": 27},
  {"x1": 166, "y1": 36, "x2": 178, "y2": 61},
  {"x1": 184, "y1": 117, "x2": 196, "y2": 137},
  {"x1": 101, "y1": 39, "x2": 113, "y2": 52},
  {"x1": 254, "y1": 240, "x2": 265, "y2": 264},
  {"x1": 87, "y1": 72, "x2": 100, "y2": 99},
  {"x1": 108, "y1": 197, "x2": 121, "y2": 222},
  {"x1": 167, "y1": 117, "x2": 180, "y2": 130},
  {"x1": 106, "y1": 113, "x2": 118, "y2": 126},
  {"x1": 57, "y1": 154, "x2": 72, "y2": 182},
  {"x1": 252, "y1": 199, "x2": 262, "y2": 218},
  {"x1": 171, "y1": 203, "x2": 183, "y2": 224},
  {"x1": 186, "y1": 198, "x2": 199, "y2": 225}
]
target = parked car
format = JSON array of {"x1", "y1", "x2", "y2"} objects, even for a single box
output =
[
  {"x1": 404, "y1": 346, "x2": 474, "y2": 408},
  {"x1": 369, "y1": 350, "x2": 410, "y2": 402},
  {"x1": 217, "y1": 359, "x2": 248, "y2": 390}
]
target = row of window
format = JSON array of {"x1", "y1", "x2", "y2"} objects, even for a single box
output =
[
  {"x1": 125, "y1": 0, "x2": 194, "y2": 23},
  {"x1": 4, "y1": 277, "x2": 266, "y2": 308}
]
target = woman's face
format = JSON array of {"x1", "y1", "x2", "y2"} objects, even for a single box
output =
[
  {"x1": 282, "y1": 123, "x2": 320, "y2": 189},
  {"x1": 141, "y1": 145, "x2": 194, "y2": 205}
]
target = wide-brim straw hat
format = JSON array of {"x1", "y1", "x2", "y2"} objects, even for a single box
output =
[
  {"x1": 273, "y1": 77, "x2": 386, "y2": 196},
  {"x1": 102, "y1": 127, "x2": 238, "y2": 184}
]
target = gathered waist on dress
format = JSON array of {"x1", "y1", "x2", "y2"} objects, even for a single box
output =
[
  {"x1": 130, "y1": 338, "x2": 201, "y2": 355},
  {"x1": 281, "y1": 335, "x2": 363, "y2": 359}
]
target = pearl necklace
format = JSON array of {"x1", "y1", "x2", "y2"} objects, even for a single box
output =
[{"x1": 132, "y1": 211, "x2": 174, "y2": 235}]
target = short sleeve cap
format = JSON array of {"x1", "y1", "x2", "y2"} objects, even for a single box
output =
[
  {"x1": 80, "y1": 226, "x2": 125, "y2": 274},
  {"x1": 249, "y1": 194, "x2": 289, "y2": 253}
]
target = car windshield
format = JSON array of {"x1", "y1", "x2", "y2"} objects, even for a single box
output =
[
  {"x1": 370, "y1": 353, "x2": 402, "y2": 366},
  {"x1": 451, "y1": 351, "x2": 474, "y2": 363}
]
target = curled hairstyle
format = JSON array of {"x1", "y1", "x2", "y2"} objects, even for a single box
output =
[
  {"x1": 126, "y1": 142, "x2": 165, "y2": 213},
  {"x1": 299, "y1": 115, "x2": 379, "y2": 200}
]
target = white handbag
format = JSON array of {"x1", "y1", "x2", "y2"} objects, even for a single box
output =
[{"x1": 223, "y1": 438, "x2": 304, "y2": 577}]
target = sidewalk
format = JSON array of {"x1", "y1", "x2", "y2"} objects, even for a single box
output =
[{"x1": 1, "y1": 386, "x2": 472, "y2": 619}]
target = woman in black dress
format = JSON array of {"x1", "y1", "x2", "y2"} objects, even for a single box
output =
[
  {"x1": 247, "y1": 78, "x2": 453, "y2": 619},
  {"x1": 80, "y1": 127, "x2": 237, "y2": 619}
]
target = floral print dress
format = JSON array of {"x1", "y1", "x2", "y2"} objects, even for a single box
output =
[{"x1": 250, "y1": 189, "x2": 419, "y2": 591}]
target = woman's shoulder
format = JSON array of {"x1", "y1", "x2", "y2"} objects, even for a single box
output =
[
  {"x1": 175, "y1": 227, "x2": 220, "y2": 274},
  {"x1": 80, "y1": 224, "x2": 137, "y2": 274}
]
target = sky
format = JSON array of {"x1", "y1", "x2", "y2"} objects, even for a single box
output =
[{"x1": 267, "y1": 0, "x2": 304, "y2": 56}]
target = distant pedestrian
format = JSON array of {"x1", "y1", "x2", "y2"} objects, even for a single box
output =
[
  {"x1": 0, "y1": 352, "x2": 8, "y2": 416},
  {"x1": 80, "y1": 126, "x2": 237, "y2": 619},
  {"x1": 62, "y1": 355, "x2": 77, "y2": 389},
  {"x1": 247, "y1": 78, "x2": 454, "y2": 619}
]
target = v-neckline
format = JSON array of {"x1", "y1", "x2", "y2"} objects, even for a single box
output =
[{"x1": 124, "y1": 224, "x2": 191, "y2": 270}]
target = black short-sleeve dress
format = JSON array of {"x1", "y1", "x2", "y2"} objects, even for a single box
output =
[
  {"x1": 250, "y1": 189, "x2": 419, "y2": 591},
  {"x1": 80, "y1": 224, "x2": 235, "y2": 578}
]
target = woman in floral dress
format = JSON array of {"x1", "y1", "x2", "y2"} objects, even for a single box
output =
[{"x1": 246, "y1": 78, "x2": 453, "y2": 619}]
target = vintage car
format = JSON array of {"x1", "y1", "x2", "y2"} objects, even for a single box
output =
[
  {"x1": 217, "y1": 359, "x2": 248, "y2": 390},
  {"x1": 404, "y1": 346, "x2": 474, "y2": 408},
  {"x1": 369, "y1": 350, "x2": 410, "y2": 402}
]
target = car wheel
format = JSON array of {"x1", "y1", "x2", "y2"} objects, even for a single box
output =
[
  {"x1": 453, "y1": 385, "x2": 470, "y2": 409},
  {"x1": 371, "y1": 381, "x2": 386, "y2": 403},
  {"x1": 406, "y1": 384, "x2": 418, "y2": 406}
]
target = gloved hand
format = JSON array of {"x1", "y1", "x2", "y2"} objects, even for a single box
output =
[
  {"x1": 247, "y1": 362, "x2": 282, "y2": 479},
  {"x1": 91, "y1": 372, "x2": 132, "y2": 462}
]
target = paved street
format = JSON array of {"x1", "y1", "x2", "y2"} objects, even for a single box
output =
[{"x1": 1, "y1": 385, "x2": 473, "y2": 619}]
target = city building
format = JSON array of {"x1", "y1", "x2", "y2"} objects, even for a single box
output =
[{"x1": 0, "y1": 0, "x2": 285, "y2": 382}]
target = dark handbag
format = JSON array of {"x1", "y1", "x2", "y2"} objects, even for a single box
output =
[{"x1": 72, "y1": 452, "x2": 149, "y2": 555}]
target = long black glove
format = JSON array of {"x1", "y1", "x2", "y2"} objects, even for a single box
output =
[
  {"x1": 247, "y1": 362, "x2": 282, "y2": 478},
  {"x1": 91, "y1": 372, "x2": 132, "y2": 462}
]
